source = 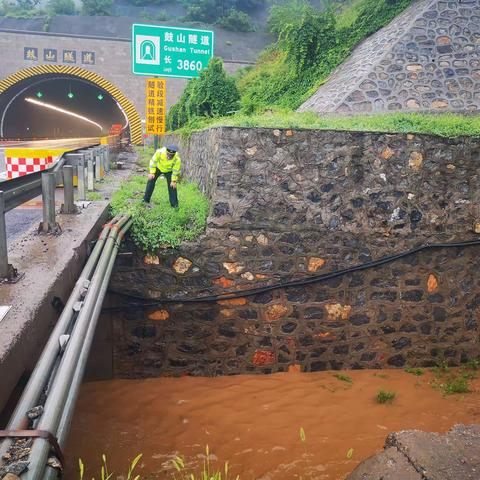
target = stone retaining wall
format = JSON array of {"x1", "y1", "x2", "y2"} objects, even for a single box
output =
[{"x1": 108, "y1": 127, "x2": 480, "y2": 377}]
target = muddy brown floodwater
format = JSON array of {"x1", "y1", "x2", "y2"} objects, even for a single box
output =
[{"x1": 65, "y1": 369, "x2": 480, "y2": 480}]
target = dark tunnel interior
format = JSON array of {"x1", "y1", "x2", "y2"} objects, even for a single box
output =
[{"x1": 0, "y1": 74, "x2": 127, "y2": 139}]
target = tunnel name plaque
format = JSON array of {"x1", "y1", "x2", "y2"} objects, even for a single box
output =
[{"x1": 132, "y1": 24, "x2": 214, "y2": 79}]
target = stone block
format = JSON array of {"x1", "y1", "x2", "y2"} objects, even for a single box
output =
[{"x1": 347, "y1": 446, "x2": 421, "y2": 480}]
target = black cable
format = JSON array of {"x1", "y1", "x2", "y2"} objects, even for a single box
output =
[{"x1": 104, "y1": 238, "x2": 480, "y2": 311}]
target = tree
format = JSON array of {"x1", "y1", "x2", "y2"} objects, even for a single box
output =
[
  {"x1": 218, "y1": 9, "x2": 254, "y2": 32},
  {"x1": 81, "y1": 0, "x2": 112, "y2": 15},
  {"x1": 15, "y1": 0, "x2": 40, "y2": 9},
  {"x1": 167, "y1": 58, "x2": 240, "y2": 130},
  {"x1": 235, "y1": 0, "x2": 265, "y2": 13},
  {"x1": 47, "y1": 0, "x2": 75, "y2": 15}
]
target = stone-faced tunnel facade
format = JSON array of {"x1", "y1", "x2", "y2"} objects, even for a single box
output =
[
  {"x1": 0, "y1": 30, "x2": 246, "y2": 144},
  {"x1": 106, "y1": 127, "x2": 480, "y2": 378}
]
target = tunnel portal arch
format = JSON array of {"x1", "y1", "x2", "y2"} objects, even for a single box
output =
[{"x1": 0, "y1": 64, "x2": 142, "y2": 144}]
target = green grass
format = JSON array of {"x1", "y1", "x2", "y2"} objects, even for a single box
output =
[
  {"x1": 110, "y1": 174, "x2": 209, "y2": 252},
  {"x1": 431, "y1": 364, "x2": 476, "y2": 396},
  {"x1": 173, "y1": 110, "x2": 480, "y2": 139},
  {"x1": 442, "y1": 375, "x2": 470, "y2": 395},
  {"x1": 376, "y1": 389, "x2": 396, "y2": 404},
  {"x1": 405, "y1": 367, "x2": 424, "y2": 376},
  {"x1": 333, "y1": 373, "x2": 353, "y2": 383},
  {"x1": 135, "y1": 146, "x2": 153, "y2": 169},
  {"x1": 86, "y1": 191, "x2": 103, "y2": 201}
]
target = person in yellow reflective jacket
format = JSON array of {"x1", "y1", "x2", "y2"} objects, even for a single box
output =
[{"x1": 143, "y1": 144, "x2": 181, "y2": 208}]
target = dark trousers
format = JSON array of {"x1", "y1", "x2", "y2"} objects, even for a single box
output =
[{"x1": 143, "y1": 169, "x2": 178, "y2": 207}]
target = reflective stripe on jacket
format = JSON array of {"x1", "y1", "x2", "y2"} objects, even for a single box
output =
[{"x1": 149, "y1": 147, "x2": 182, "y2": 181}]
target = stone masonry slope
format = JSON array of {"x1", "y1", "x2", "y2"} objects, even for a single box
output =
[{"x1": 299, "y1": 0, "x2": 480, "y2": 114}]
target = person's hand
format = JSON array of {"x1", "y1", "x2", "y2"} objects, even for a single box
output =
[
  {"x1": 170, "y1": 181, "x2": 177, "y2": 189},
  {"x1": 148, "y1": 173, "x2": 155, "y2": 180}
]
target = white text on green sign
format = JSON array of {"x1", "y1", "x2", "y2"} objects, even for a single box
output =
[{"x1": 132, "y1": 24, "x2": 214, "y2": 78}]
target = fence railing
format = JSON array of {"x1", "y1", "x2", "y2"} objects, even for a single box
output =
[{"x1": 0, "y1": 142, "x2": 116, "y2": 281}]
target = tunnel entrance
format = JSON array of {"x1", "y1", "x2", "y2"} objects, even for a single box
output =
[
  {"x1": 0, "y1": 65, "x2": 142, "y2": 143},
  {"x1": 0, "y1": 75, "x2": 126, "y2": 139}
]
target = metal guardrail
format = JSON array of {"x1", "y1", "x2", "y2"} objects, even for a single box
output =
[
  {"x1": 0, "y1": 216, "x2": 132, "y2": 480},
  {"x1": 0, "y1": 143, "x2": 113, "y2": 280}
]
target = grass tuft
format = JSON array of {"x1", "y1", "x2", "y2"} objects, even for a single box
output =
[
  {"x1": 376, "y1": 389, "x2": 396, "y2": 404},
  {"x1": 333, "y1": 373, "x2": 353, "y2": 383},
  {"x1": 405, "y1": 367, "x2": 424, "y2": 376}
]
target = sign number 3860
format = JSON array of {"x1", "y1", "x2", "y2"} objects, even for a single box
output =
[{"x1": 177, "y1": 59, "x2": 204, "y2": 71}]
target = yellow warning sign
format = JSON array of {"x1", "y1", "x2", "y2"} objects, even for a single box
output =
[{"x1": 145, "y1": 78, "x2": 166, "y2": 135}]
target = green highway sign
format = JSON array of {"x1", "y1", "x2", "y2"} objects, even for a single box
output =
[{"x1": 132, "y1": 24, "x2": 214, "y2": 78}]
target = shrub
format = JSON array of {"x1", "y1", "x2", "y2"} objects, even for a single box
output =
[
  {"x1": 81, "y1": 0, "x2": 112, "y2": 15},
  {"x1": 376, "y1": 389, "x2": 396, "y2": 404},
  {"x1": 218, "y1": 9, "x2": 254, "y2": 32},
  {"x1": 167, "y1": 58, "x2": 240, "y2": 130},
  {"x1": 47, "y1": 0, "x2": 75, "y2": 14}
]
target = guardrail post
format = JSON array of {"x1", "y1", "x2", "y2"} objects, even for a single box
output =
[
  {"x1": 104, "y1": 146, "x2": 110, "y2": 174},
  {"x1": 0, "y1": 191, "x2": 9, "y2": 278},
  {"x1": 41, "y1": 172, "x2": 57, "y2": 233},
  {"x1": 94, "y1": 148, "x2": 101, "y2": 181},
  {"x1": 87, "y1": 154, "x2": 94, "y2": 192},
  {"x1": 61, "y1": 165, "x2": 77, "y2": 214},
  {"x1": 77, "y1": 155, "x2": 86, "y2": 201}
]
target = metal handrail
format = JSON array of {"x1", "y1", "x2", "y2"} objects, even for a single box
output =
[{"x1": 0, "y1": 216, "x2": 132, "y2": 480}]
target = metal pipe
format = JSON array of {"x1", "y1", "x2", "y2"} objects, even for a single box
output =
[
  {"x1": 43, "y1": 219, "x2": 132, "y2": 480},
  {"x1": 0, "y1": 217, "x2": 121, "y2": 462},
  {"x1": 0, "y1": 191, "x2": 8, "y2": 278},
  {"x1": 24, "y1": 217, "x2": 130, "y2": 480}
]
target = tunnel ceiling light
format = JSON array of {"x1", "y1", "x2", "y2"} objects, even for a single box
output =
[{"x1": 24, "y1": 97, "x2": 103, "y2": 132}]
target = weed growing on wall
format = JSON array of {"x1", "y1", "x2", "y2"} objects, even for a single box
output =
[{"x1": 110, "y1": 175, "x2": 209, "y2": 252}]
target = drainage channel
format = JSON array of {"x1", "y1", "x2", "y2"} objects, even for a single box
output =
[{"x1": 0, "y1": 215, "x2": 132, "y2": 480}]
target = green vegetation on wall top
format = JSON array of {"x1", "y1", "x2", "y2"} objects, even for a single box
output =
[{"x1": 173, "y1": 110, "x2": 480, "y2": 139}]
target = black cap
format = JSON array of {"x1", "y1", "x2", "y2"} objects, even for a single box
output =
[{"x1": 166, "y1": 144, "x2": 178, "y2": 152}]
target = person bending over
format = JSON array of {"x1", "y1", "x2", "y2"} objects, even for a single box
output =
[{"x1": 143, "y1": 144, "x2": 181, "y2": 208}]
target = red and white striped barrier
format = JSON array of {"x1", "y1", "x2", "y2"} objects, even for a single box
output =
[
  {"x1": 4, "y1": 148, "x2": 64, "y2": 179},
  {"x1": 6, "y1": 156, "x2": 53, "y2": 179}
]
